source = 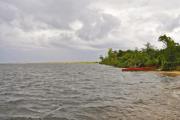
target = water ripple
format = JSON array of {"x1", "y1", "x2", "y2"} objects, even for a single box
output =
[{"x1": 0, "y1": 63, "x2": 180, "y2": 120}]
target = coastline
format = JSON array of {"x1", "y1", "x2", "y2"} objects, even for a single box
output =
[
  {"x1": 154, "y1": 71, "x2": 180, "y2": 77},
  {"x1": 120, "y1": 66, "x2": 180, "y2": 77}
]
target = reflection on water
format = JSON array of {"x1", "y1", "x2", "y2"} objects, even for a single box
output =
[{"x1": 0, "y1": 63, "x2": 180, "y2": 120}]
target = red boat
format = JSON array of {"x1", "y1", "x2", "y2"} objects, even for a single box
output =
[{"x1": 122, "y1": 67, "x2": 155, "y2": 72}]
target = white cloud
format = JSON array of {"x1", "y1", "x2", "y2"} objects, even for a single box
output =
[{"x1": 69, "y1": 20, "x2": 83, "y2": 31}]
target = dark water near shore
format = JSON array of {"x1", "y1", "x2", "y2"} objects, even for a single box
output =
[{"x1": 0, "y1": 63, "x2": 180, "y2": 120}]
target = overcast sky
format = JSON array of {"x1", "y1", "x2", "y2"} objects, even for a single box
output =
[{"x1": 0, "y1": 0, "x2": 180, "y2": 63}]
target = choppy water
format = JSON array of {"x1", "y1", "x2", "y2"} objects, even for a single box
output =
[{"x1": 0, "y1": 63, "x2": 180, "y2": 120}]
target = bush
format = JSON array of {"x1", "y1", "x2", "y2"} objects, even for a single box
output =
[
  {"x1": 162, "y1": 62, "x2": 180, "y2": 71},
  {"x1": 176, "y1": 66, "x2": 180, "y2": 71}
]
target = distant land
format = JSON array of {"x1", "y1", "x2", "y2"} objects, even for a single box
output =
[
  {"x1": 99, "y1": 34, "x2": 180, "y2": 71},
  {"x1": 0, "y1": 61, "x2": 98, "y2": 64}
]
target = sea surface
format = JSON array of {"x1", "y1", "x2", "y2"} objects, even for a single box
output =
[{"x1": 0, "y1": 63, "x2": 180, "y2": 120}]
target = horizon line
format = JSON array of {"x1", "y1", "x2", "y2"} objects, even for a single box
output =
[{"x1": 0, "y1": 61, "x2": 99, "y2": 64}]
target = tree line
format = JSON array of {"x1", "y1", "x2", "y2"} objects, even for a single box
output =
[{"x1": 99, "y1": 35, "x2": 180, "y2": 71}]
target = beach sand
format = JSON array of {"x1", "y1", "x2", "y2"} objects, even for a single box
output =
[{"x1": 156, "y1": 71, "x2": 180, "y2": 77}]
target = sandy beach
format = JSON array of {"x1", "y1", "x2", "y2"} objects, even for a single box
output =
[{"x1": 156, "y1": 71, "x2": 180, "y2": 77}]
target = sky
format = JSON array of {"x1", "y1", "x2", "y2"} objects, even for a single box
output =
[{"x1": 0, "y1": 0, "x2": 180, "y2": 63}]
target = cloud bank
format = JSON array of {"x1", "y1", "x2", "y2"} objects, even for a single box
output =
[{"x1": 0, "y1": 0, "x2": 180, "y2": 62}]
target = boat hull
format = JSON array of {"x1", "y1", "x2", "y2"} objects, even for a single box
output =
[{"x1": 122, "y1": 67, "x2": 154, "y2": 72}]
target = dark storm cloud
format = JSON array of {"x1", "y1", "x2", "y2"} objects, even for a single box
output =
[{"x1": 1, "y1": 0, "x2": 95, "y2": 30}]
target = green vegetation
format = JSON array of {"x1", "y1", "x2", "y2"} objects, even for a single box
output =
[{"x1": 99, "y1": 35, "x2": 180, "y2": 71}]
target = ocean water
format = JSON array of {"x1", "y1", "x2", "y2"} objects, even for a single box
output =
[{"x1": 0, "y1": 63, "x2": 180, "y2": 120}]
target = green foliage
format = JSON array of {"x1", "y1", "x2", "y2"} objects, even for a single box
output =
[
  {"x1": 100, "y1": 34, "x2": 180, "y2": 71},
  {"x1": 161, "y1": 62, "x2": 177, "y2": 71},
  {"x1": 176, "y1": 66, "x2": 180, "y2": 71}
]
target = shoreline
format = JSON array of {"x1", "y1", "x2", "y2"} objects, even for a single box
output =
[
  {"x1": 120, "y1": 66, "x2": 180, "y2": 77},
  {"x1": 153, "y1": 71, "x2": 180, "y2": 77}
]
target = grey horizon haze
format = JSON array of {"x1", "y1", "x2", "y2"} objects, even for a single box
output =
[{"x1": 0, "y1": 0, "x2": 180, "y2": 63}]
